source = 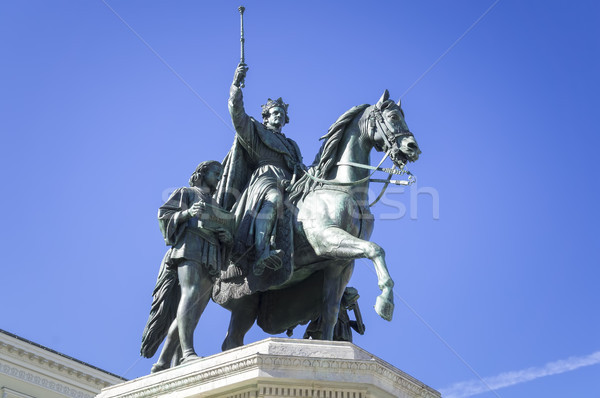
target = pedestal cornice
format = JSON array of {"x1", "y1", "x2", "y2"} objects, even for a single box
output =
[{"x1": 97, "y1": 338, "x2": 440, "y2": 398}]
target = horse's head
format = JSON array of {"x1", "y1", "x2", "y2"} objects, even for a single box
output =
[{"x1": 367, "y1": 90, "x2": 421, "y2": 167}]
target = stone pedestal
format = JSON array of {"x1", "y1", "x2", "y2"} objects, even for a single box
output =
[{"x1": 97, "y1": 338, "x2": 440, "y2": 398}]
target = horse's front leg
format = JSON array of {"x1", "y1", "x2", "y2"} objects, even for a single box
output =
[{"x1": 309, "y1": 226, "x2": 395, "y2": 322}]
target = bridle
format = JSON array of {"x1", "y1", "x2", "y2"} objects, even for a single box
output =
[
  {"x1": 368, "y1": 102, "x2": 414, "y2": 154},
  {"x1": 299, "y1": 104, "x2": 416, "y2": 207}
]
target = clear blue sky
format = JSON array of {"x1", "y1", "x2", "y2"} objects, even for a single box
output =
[{"x1": 1, "y1": 2, "x2": 599, "y2": 398}]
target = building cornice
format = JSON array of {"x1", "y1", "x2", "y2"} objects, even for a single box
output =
[{"x1": 0, "y1": 329, "x2": 124, "y2": 397}]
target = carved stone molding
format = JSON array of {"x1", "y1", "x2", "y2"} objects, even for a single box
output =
[
  {"x1": 0, "y1": 330, "x2": 124, "y2": 397},
  {"x1": 98, "y1": 338, "x2": 440, "y2": 398},
  {"x1": 0, "y1": 343, "x2": 108, "y2": 390},
  {"x1": 0, "y1": 360, "x2": 92, "y2": 398},
  {"x1": 1, "y1": 386, "x2": 35, "y2": 398}
]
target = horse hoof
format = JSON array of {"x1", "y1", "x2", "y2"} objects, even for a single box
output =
[{"x1": 375, "y1": 296, "x2": 394, "y2": 321}]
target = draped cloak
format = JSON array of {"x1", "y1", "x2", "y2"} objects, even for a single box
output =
[{"x1": 213, "y1": 84, "x2": 304, "y2": 304}]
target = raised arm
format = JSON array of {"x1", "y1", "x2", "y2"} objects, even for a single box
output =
[{"x1": 228, "y1": 63, "x2": 251, "y2": 132}]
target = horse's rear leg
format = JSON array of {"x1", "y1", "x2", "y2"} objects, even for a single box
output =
[
  {"x1": 321, "y1": 262, "x2": 354, "y2": 340},
  {"x1": 310, "y1": 227, "x2": 394, "y2": 321},
  {"x1": 221, "y1": 294, "x2": 259, "y2": 351}
]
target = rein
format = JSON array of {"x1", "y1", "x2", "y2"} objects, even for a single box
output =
[
  {"x1": 299, "y1": 149, "x2": 391, "y2": 187},
  {"x1": 298, "y1": 150, "x2": 415, "y2": 207}
]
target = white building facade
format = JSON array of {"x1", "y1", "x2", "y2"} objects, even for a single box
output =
[{"x1": 0, "y1": 329, "x2": 124, "y2": 398}]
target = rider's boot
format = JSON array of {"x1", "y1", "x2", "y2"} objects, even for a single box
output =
[{"x1": 254, "y1": 248, "x2": 283, "y2": 276}]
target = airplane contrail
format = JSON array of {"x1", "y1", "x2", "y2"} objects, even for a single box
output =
[{"x1": 439, "y1": 350, "x2": 600, "y2": 398}]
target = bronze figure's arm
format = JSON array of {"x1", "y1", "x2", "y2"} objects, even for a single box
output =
[
  {"x1": 228, "y1": 63, "x2": 257, "y2": 151},
  {"x1": 228, "y1": 63, "x2": 250, "y2": 127}
]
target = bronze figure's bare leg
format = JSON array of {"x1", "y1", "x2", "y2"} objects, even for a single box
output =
[
  {"x1": 151, "y1": 260, "x2": 212, "y2": 372},
  {"x1": 151, "y1": 320, "x2": 180, "y2": 372},
  {"x1": 177, "y1": 261, "x2": 213, "y2": 359},
  {"x1": 310, "y1": 227, "x2": 394, "y2": 322}
]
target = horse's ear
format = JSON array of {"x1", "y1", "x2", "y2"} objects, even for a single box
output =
[
  {"x1": 376, "y1": 90, "x2": 390, "y2": 107},
  {"x1": 397, "y1": 98, "x2": 402, "y2": 107}
]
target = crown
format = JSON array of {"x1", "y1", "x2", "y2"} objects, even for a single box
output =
[{"x1": 261, "y1": 97, "x2": 289, "y2": 115}]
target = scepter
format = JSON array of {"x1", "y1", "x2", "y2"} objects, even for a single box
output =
[{"x1": 238, "y1": 6, "x2": 246, "y2": 87}]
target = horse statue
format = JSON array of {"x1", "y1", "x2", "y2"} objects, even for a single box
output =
[{"x1": 214, "y1": 89, "x2": 421, "y2": 350}]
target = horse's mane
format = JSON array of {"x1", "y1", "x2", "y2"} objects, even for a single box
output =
[{"x1": 288, "y1": 104, "x2": 370, "y2": 203}]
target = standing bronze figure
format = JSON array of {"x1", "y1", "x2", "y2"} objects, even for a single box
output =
[{"x1": 141, "y1": 161, "x2": 232, "y2": 372}]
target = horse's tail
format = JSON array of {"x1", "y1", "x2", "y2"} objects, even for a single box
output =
[{"x1": 140, "y1": 254, "x2": 180, "y2": 358}]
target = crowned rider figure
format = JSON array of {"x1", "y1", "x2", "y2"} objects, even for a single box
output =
[{"x1": 216, "y1": 63, "x2": 305, "y2": 292}]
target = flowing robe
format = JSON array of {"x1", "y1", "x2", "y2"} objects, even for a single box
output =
[{"x1": 214, "y1": 84, "x2": 304, "y2": 299}]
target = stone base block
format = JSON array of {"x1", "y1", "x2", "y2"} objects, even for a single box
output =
[{"x1": 97, "y1": 338, "x2": 440, "y2": 398}]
